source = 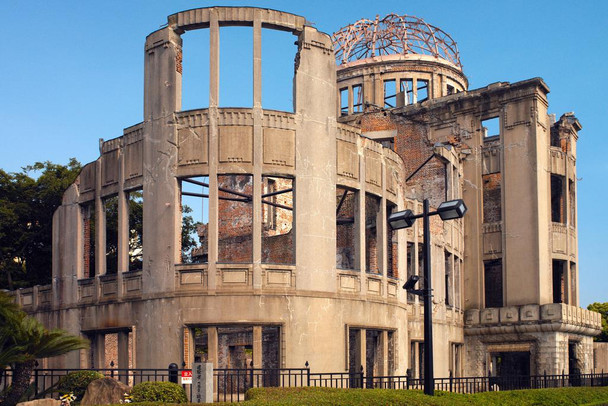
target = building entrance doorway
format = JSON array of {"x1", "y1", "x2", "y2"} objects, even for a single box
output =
[{"x1": 490, "y1": 351, "x2": 530, "y2": 390}]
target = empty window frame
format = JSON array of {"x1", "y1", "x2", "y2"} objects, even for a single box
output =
[
  {"x1": 353, "y1": 85, "x2": 363, "y2": 113},
  {"x1": 262, "y1": 176, "x2": 294, "y2": 265},
  {"x1": 262, "y1": 28, "x2": 296, "y2": 112},
  {"x1": 219, "y1": 27, "x2": 253, "y2": 107},
  {"x1": 365, "y1": 194, "x2": 381, "y2": 274},
  {"x1": 569, "y1": 179, "x2": 576, "y2": 226},
  {"x1": 446, "y1": 84, "x2": 455, "y2": 96},
  {"x1": 387, "y1": 203, "x2": 398, "y2": 278},
  {"x1": 336, "y1": 187, "x2": 357, "y2": 270},
  {"x1": 218, "y1": 174, "x2": 253, "y2": 263},
  {"x1": 406, "y1": 242, "x2": 416, "y2": 303},
  {"x1": 400, "y1": 79, "x2": 414, "y2": 105},
  {"x1": 104, "y1": 195, "x2": 119, "y2": 274},
  {"x1": 454, "y1": 256, "x2": 462, "y2": 310},
  {"x1": 482, "y1": 173, "x2": 502, "y2": 223},
  {"x1": 383, "y1": 79, "x2": 396, "y2": 108},
  {"x1": 397, "y1": 79, "x2": 414, "y2": 106},
  {"x1": 82, "y1": 202, "x2": 96, "y2": 278},
  {"x1": 482, "y1": 117, "x2": 500, "y2": 139},
  {"x1": 410, "y1": 341, "x2": 424, "y2": 379},
  {"x1": 181, "y1": 29, "x2": 210, "y2": 110},
  {"x1": 445, "y1": 251, "x2": 453, "y2": 307},
  {"x1": 551, "y1": 174, "x2": 566, "y2": 223},
  {"x1": 128, "y1": 190, "x2": 143, "y2": 272},
  {"x1": 484, "y1": 259, "x2": 503, "y2": 308},
  {"x1": 416, "y1": 79, "x2": 429, "y2": 102},
  {"x1": 450, "y1": 343, "x2": 463, "y2": 377},
  {"x1": 340, "y1": 88, "x2": 349, "y2": 116},
  {"x1": 552, "y1": 259, "x2": 567, "y2": 304},
  {"x1": 180, "y1": 176, "x2": 209, "y2": 264}
]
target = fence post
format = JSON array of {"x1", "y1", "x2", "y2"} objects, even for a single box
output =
[
  {"x1": 305, "y1": 361, "x2": 310, "y2": 387},
  {"x1": 34, "y1": 368, "x2": 39, "y2": 398},
  {"x1": 249, "y1": 360, "x2": 254, "y2": 390},
  {"x1": 449, "y1": 370, "x2": 453, "y2": 393},
  {"x1": 168, "y1": 363, "x2": 178, "y2": 384},
  {"x1": 562, "y1": 369, "x2": 566, "y2": 388},
  {"x1": 406, "y1": 368, "x2": 411, "y2": 390}
]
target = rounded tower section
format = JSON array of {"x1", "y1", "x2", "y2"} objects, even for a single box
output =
[{"x1": 333, "y1": 14, "x2": 468, "y2": 119}]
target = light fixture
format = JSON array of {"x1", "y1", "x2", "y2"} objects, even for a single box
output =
[
  {"x1": 403, "y1": 275, "x2": 420, "y2": 291},
  {"x1": 436, "y1": 199, "x2": 467, "y2": 221},
  {"x1": 388, "y1": 209, "x2": 415, "y2": 230}
]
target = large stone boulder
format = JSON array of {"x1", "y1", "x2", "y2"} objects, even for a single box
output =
[
  {"x1": 80, "y1": 378, "x2": 130, "y2": 406},
  {"x1": 17, "y1": 399, "x2": 60, "y2": 406}
]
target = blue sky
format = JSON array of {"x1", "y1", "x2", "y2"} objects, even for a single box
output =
[{"x1": 1, "y1": 1, "x2": 606, "y2": 306}]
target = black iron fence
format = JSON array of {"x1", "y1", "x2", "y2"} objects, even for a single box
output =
[{"x1": 2, "y1": 365, "x2": 607, "y2": 404}]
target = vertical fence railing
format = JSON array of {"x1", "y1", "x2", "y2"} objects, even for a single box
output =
[{"x1": 2, "y1": 366, "x2": 607, "y2": 403}]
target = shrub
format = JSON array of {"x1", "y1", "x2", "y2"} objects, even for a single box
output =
[
  {"x1": 56, "y1": 370, "x2": 104, "y2": 400},
  {"x1": 130, "y1": 381, "x2": 188, "y2": 403}
]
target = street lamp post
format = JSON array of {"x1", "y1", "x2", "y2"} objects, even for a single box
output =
[{"x1": 388, "y1": 198, "x2": 467, "y2": 396}]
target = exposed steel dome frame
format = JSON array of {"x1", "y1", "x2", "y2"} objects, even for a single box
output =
[{"x1": 332, "y1": 14, "x2": 462, "y2": 68}]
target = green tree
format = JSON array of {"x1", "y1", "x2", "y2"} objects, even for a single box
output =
[
  {"x1": 588, "y1": 302, "x2": 608, "y2": 342},
  {"x1": 0, "y1": 291, "x2": 89, "y2": 406},
  {"x1": 0, "y1": 159, "x2": 81, "y2": 290}
]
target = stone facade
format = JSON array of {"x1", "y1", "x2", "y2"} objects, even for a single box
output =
[{"x1": 11, "y1": 7, "x2": 601, "y2": 381}]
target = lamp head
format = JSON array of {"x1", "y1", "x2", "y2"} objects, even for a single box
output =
[
  {"x1": 437, "y1": 199, "x2": 467, "y2": 221},
  {"x1": 388, "y1": 209, "x2": 415, "y2": 230}
]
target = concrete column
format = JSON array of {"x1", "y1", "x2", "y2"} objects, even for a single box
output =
[
  {"x1": 380, "y1": 330, "x2": 389, "y2": 376},
  {"x1": 94, "y1": 333, "x2": 106, "y2": 370},
  {"x1": 118, "y1": 152, "x2": 129, "y2": 274},
  {"x1": 358, "y1": 329, "x2": 367, "y2": 377},
  {"x1": 357, "y1": 157, "x2": 366, "y2": 295},
  {"x1": 293, "y1": 26, "x2": 337, "y2": 292},
  {"x1": 207, "y1": 12, "x2": 220, "y2": 290},
  {"x1": 118, "y1": 331, "x2": 129, "y2": 383},
  {"x1": 253, "y1": 326, "x2": 262, "y2": 368},
  {"x1": 207, "y1": 326, "x2": 218, "y2": 368},
  {"x1": 252, "y1": 12, "x2": 263, "y2": 290}
]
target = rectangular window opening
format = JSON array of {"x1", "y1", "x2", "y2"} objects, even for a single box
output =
[
  {"x1": 353, "y1": 85, "x2": 363, "y2": 113},
  {"x1": 340, "y1": 88, "x2": 349, "y2": 116},
  {"x1": 180, "y1": 176, "x2": 209, "y2": 264},
  {"x1": 218, "y1": 174, "x2": 253, "y2": 263},
  {"x1": 365, "y1": 194, "x2": 381, "y2": 274},
  {"x1": 219, "y1": 26, "x2": 253, "y2": 107},
  {"x1": 262, "y1": 28, "x2": 296, "y2": 112},
  {"x1": 482, "y1": 173, "x2": 502, "y2": 223},
  {"x1": 181, "y1": 29, "x2": 210, "y2": 111},
  {"x1": 446, "y1": 84, "x2": 455, "y2": 95},
  {"x1": 262, "y1": 176, "x2": 294, "y2": 265},
  {"x1": 336, "y1": 187, "x2": 357, "y2": 270},
  {"x1": 400, "y1": 79, "x2": 414, "y2": 105},
  {"x1": 484, "y1": 259, "x2": 503, "y2": 308},
  {"x1": 444, "y1": 251, "x2": 452, "y2": 307},
  {"x1": 383, "y1": 79, "x2": 396, "y2": 108},
  {"x1": 128, "y1": 190, "x2": 143, "y2": 272},
  {"x1": 482, "y1": 117, "x2": 500, "y2": 139},
  {"x1": 387, "y1": 203, "x2": 398, "y2": 278},
  {"x1": 406, "y1": 242, "x2": 416, "y2": 303},
  {"x1": 416, "y1": 79, "x2": 429, "y2": 102},
  {"x1": 552, "y1": 259, "x2": 566, "y2": 304},
  {"x1": 104, "y1": 196, "x2": 119, "y2": 274},
  {"x1": 551, "y1": 174, "x2": 566, "y2": 223},
  {"x1": 82, "y1": 202, "x2": 96, "y2": 278}
]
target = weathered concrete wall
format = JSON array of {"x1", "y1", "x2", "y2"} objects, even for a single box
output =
[{"x1": 595, "y1": 342, "x2": 608, "y2": 372}]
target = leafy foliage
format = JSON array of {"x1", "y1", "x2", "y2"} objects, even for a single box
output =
[
  {"x1": 56, "y1": 370, "x2": 105, "y2": 399},
  {"x1": 0, "y1": 159, "x2": 81, "y2": 289},
  {"x1": 130, "y1": 381, "x2": 188, "y2": 403},
  {"x1": 0, "y1": 291, "x2": 89, "y2": 406},
  {"x1": 588, "y1": 302, "x2": 608, "y2": 342}
]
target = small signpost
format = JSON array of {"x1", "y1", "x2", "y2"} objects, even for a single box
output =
[
  {"x1": 192, "y1": 362, "x2": 213, "y2": 403},
  {"x1": 181, "y1": 369, "x2": 192, "y2": 385}
]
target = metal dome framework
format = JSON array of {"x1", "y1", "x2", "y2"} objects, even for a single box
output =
[{"x1": 332, "y1": 14, "x2": 462, "y2": 68}]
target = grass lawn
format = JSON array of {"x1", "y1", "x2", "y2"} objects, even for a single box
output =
[{"x1": 239, "y1": 386, "x2": 608, "y2": 405}]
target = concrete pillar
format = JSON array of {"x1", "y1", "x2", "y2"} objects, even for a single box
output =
[
  {"x1": 251, "y1": 11, "x2": 263, "y2": 290},
  {"x1": 253, "y1": 326, "x2": 262, "y2": 368},
  {"x1": 94, "y1": 333, "x2": 105, "y2": 370},
  {"x1": 118, "y1": 153, "x2": 129, "y2": 275},
  {"x1": 207, "y1": 326, "x2": 218, "y2": 368},
  {"x1": 206, "y1": 12, "x2": 220, "y2": 290},
  {"x1": 118, "y1": 331, "x2": 129, "y2": 383},
  {"x1": 380, "y1": 330, "x2": 389, "y2": 376},
  {"x1": 293, "y1": 26, "x2": 337, "y2": 292}
]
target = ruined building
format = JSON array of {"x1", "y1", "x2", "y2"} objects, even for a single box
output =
[{"x1": 13, "y1": 7, "x2": 601, "y2": 380}]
